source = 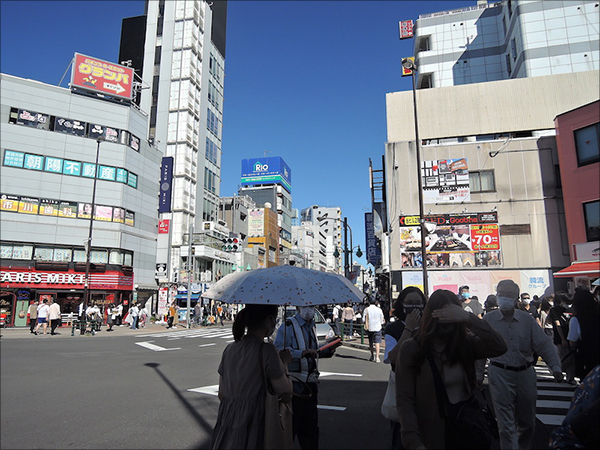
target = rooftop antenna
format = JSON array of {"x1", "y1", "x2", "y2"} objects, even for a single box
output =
[{"x1": 264, "y1": 150, "x2": 271, "y2": 157}]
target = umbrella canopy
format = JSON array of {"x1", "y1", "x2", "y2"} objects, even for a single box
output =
[{"x1": 201, "y1": 265, "x2": 365, "y2": 306}]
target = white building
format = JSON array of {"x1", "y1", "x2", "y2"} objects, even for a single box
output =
[
  {"x1": 413, "y1": 0, "x2": 599, "y2": 88},
  {"x1": 0, "y1": 74, "x2": 161, "y2": 323},
  {"x1": 120, "y1": 0, "x2": 227, "y2": 283},
  {"x1": 299, "y1": 205, "x2": 343, "y2": 273}
]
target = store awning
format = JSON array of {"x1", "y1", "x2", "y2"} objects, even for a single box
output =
[
  {"x1": 554, "y1": 260, "x2": 600, "y2": 278},
  {"x1": 175, "y1": 294, "x2": 201, "y2": 300}
]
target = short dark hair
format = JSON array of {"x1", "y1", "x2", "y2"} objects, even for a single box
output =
[{"x1": 460, "y1": 285, "x2": 470, "y2": 292}]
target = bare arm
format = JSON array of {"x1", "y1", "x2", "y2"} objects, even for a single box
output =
[{"x1": 270, "y1": 374, "x2": 293, "y2": 403}]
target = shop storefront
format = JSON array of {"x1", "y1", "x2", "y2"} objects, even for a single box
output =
[{"x1": 0, "y1": 267, "x2": 133, "y2": 327}]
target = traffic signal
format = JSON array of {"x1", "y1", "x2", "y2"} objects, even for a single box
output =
[
  {"x1": 333, "y1": 247, "x2": 340, "y2": 258},
  {"x1": 222, "y1": 237, "x2": 240, "y2": 252}
]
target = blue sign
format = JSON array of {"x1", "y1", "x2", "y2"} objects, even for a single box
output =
[
  {"x1": 241, "y1": 157, "x2": 292, "y2": 193},
  {"x1": 159, "y1": 157, "x2": 174, "y2": 213},
  {"x1": 3, "y1": 150, "x2": 25, "y2": 168},
  {"x1": 365, "y1": 212, "x2": 382, "y2": 266}
]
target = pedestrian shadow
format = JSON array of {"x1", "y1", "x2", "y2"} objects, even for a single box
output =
[
  {"x1": 144, "y1": 362, "x2": 213, "y2": 449},
  {"x1": 334, "y1": 353, "x2": 367, "y2": 361}
]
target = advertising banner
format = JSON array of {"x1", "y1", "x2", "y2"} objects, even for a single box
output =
[
  {"x1": 18, "y1": 196, "x2": 39, "y2": 214},
  {"x1": 159, "y1": 157, "x2": 174, "y2": 213},
  {"x1": 399, "y1": 213, "x2": 501, "y2": 269},
  {"x1": 365, "y1": 213, "x2": 382, "y2": 266},
  {"x1": 402, "y1": 271, "x2": 424, "y2": 292},
  {"x1": 158, "y1": 219, "x2": 170, "y2": 234},
  {"x1": 94, "y1": 205, "x2": 113, "y2": 222},
  {"x1": 53, "y1": 117, "x2": 87, "y2": 136},
  {"x1": 520, "y1": 270, "x2": 553, "y2": 298},
  {"x1": 39, "y1": 198, "x2": 60, "y2": 216},
  {"x1": 248, "y1": 209, "x2": 265, "y2": 237},
  {"x1": 71, "y1": 53, "x2": 134, "y2": 100},
  {"x1": 458, "y1": 271, "x2": 491, "y2": 300},
  {"x1": 241, "y1": 157, "x2": 292, "y2": 193},
  {"x1": 1, "y1": 194, "x2": 20, "y2": 212},
  {"x1": 112, "y1": 207, "x2": 125, "y2": 223},
  {"x1": 399, "y1": 20, "x2": 414, "y2": 39},
  {"x1": 422, "y1": 158, "x2": 470, "y2": 204},
  {"x1": 429, "y1": 272, "x2": 460, "y2": 293}
]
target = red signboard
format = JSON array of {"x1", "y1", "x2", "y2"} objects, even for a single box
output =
[
  {"x1": 0, "y1": 268, "x2": 133, "y2": 290},
  {"x1": 71, "y1": 53, "x2": 134, "y2": 100},
  {"x1": 402, "y1": 56, "x2": 415, "y2": 77},
  {"x1": 470, "y1": 224, "x2": 500, "y2": 251},
  {"x1": 399, "y1": 20, "x2": 414, "y2": 39},
  {"x1": 158, "y1": 219, "x2": 170, "y2": 234}
]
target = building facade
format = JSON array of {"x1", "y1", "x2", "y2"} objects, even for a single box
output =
[
  {"x1": 553, "y1": 100, "x2": 600, "y2": 287},
  {"x1": 0, "y1": 74, "x2": 161, "y2": 326},
  {"x1": 120, "y1": 0, "x2": 227, "y2": 285},
  {"x1": 412, "y1": 0, "x2": 599, "y2": 89},
  {"x1": 299, "y1": 205, "x2": 343, "y2": 273},
  {"x1": 384, "y1": 71, "x2": 599, "y2": 298}
]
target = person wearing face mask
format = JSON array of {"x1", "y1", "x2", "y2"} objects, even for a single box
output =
[
  {"x1": 395, "y1": 289, "x2": 507, "y2": 450},
  {"x1": 459, "y1": 285, "x2": 483, "y2": 318},
  {"x1": 274, "y1": 305, "x2": 320, "y2": 449},
  {"x1": 518, "y1": 293, "x2": 542, "y2": 327},
  {"x1": 484, "y1": 279, "x2": 563, "y2": 450},
  {"x1": 211, "y1": 304, "x2": 292, "y2": 450}
]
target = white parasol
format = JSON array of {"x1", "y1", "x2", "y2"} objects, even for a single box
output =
[{"x1": 201, "y1": 265, "x2": 364, "y2": 306}]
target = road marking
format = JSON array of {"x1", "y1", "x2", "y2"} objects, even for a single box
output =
[
  {"x1": 199, "y1": 343, "x2": 216, "y2": 348},
  {"x1": 188, "y1": 385, "x2": 219, "y2": 396},
  {"x1": 320, "y1": 371, "x2": 362, "y2": 378},
  {"x1": 537, "y1": 414, "x2": 565, "y2": 426},
  {"x1": 135, "y1": 341, "x2": 181, "y2": 351},
  {"x1": 317, "y1": 405, "x2": 346, "y2": 411},
  {"x1": 537, "y1": 381, "x2": 577, "y2": 389}
]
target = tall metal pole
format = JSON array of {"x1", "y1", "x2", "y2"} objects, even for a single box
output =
[
  {"x1": 186, "y1": 220, "x2": 193, "y2": 328},
  {"x1": 408, "y1": 62, "x2": 429, "y2": 296},
  {"x1": 343, "y1": 217, "x2": 349, "y2": 279},
  {"x1": 81, "y1": 138, "x2": 102, "y2": 334}
]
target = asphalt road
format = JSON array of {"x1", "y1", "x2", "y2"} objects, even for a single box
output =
[{"x1": 1, "y1": 324, "x2": 573, "y2": 450}]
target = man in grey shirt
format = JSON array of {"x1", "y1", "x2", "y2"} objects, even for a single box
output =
[{"x1": 484, "y1": 279, "x2": 563, "y2": 450}]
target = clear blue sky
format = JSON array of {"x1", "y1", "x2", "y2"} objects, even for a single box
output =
[{"x1": 1, "y1": 0, "x2": 474, "y2": 268}]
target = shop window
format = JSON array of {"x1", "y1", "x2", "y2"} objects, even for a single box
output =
[
  {"x1": 123, "y1": 252, "x2": 133, "y2": 266},
  {"x1": 90, "y1": 250, "x2": 108, "y2": 264},
  {"x1": 109, "y1": 249, "x2": 123, "y2": 265},
  {"x1": 53, "y1": 248, "x2": 72, "y2": 262},
  {"x1": 12, "y1": 244, "x2": 33, "y2": 260},
  {"x1": 1, "y1": 244, "x2": 13, "y2": 259},
  {"x1": 73, "y1": 249, "x2": 86, "y2": 263},
  {"x1": 34, "y1": 247, "x2": 54, "y2": 261},
  {"x1": 575, "y1": 123, "x2": 600, "y2": 167}
]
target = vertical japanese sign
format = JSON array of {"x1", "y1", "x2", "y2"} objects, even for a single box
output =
[
  {"x1": 402, "y1": 56, "x2": 415, "y2": 77},
  {"x1": 159, "y1": 157, "x2": 174, "y2": 213},
  {"x1": 71, "y1": 53, "x2": 134, "y2": 100},
  {"x1": 399, "y1": 20, "x2": 414, "y2": 39},
  {"x1": 365, "y1": 212, "x2": 382, "y2": 266}
]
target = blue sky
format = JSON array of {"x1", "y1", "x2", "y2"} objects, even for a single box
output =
[{"x1": 1, "y1": 0, "x2": 474, "y2": 267}]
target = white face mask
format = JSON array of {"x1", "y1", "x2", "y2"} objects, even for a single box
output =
[
  {"x1": 497, "y1": 296, "x2": 515, "y2": 311},
  {"x1": 298, "y1": 307, "x2": 315, "y2": 322}
]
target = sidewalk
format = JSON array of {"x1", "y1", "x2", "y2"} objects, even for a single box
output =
[{"x1": 0, "y1": 321, "x2": 203, "y2": 340}]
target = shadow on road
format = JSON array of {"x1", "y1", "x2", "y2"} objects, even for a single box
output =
[{"x1": 145, "y1": 362, "x2": 213, "y2": 449}]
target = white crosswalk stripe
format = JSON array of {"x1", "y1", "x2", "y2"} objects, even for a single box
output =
[
  {"x1": 534, "y1": 363, "x2": 577, "y2": 426},
  {"x1": 138, "y1": 327, "x2": 233, "y2": 340}
]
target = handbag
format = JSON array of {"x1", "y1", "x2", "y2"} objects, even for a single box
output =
[
  {"x1": 260, "y1": 343, "x2": 293, "y2": 450},
  {"x1": 428, "y1": 358, "x2": 495, "y2": 449},
  {"x1": 381, "y1": 369, "x2": 400, "y2": 422}
]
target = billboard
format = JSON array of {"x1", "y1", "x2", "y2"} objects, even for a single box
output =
[
  {"x1": 71, "y1": 53, "x2": 134, "y2": 100},
  {"x1": 365, "y1": 212, "x2": 382, "y2": 266},
  {"x1": 399, "y1": 20, "x2": 414, "y2": 39},
  {"x1": 241, "y1": 157, "x2": 292, "y2": 193},
  {"x1": 248, "y1": 209, "x2": 265, "y2": 237},
  {"x1": 398, "y1": 212, "x2": 501, "y2": 269},
  {"x1": 422, "y1": 158, "x2": 470, "y2": 204}
]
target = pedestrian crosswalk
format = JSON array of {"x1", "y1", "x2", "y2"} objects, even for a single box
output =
[
  {"x1": 534, "y1": 363, "x2": 577, "y2": 426},
  {"x1": 138, "y1": 327, "x2": 233, "y2": 341}
]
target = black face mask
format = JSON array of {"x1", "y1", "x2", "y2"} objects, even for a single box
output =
[
  {"x1": 404, "y1": 305, "x2": 423, "y2": 316},
  {"x1": 435, "y1": 322, "x2": 457, "y2": 338}
]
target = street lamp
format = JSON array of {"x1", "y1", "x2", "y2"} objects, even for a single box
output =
[
  {"x1": 81, "y1": 137, "x2": 103, "y2": 334},
  {"x1": 402, "y1": 57, "x2": 429, "y2": 296}
]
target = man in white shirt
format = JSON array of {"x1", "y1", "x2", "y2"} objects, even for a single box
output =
[
  {"x1": 364, "y1": 298, "x2": 385, "y2": 362},
  {"x1": 34, "y1": 299, "x2": 50, "y2": 335},
  {"x1": 48, "y1": 299, "x2": 61, "y2": 335}
]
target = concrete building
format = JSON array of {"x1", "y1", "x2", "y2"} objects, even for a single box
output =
[
  {"x1": 247, "y1": 205, "x2": 280, "y2": 268},
  {"x1": 299, "y1": 205, "x2": 343, "y2": 273},
  {"x1": 0, "y1": 73, "x2": 161, "y2": 325},
  {"x1": 553, "y1": 100, "x2": 600, "y2": 288},
  {"x1": 120, "y1": 0, "x2": 227, "y2": 285},
  {"x1": 412, "y1": 0, "x2": 599, "y2": 89},
  {"x1": 384, "y1": 71, "x2": 599, "y2": 297},
  {"x1": 239, "y1": 156, "x2": 293, "y2": 263}
]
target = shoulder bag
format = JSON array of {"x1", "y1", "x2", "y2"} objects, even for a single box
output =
[
  {"x1": 260, "y1": 343, "x2": 293, "y2": 450},
  {"x1": 428, "y1": 358, "x2": 495, "y2": 449}
]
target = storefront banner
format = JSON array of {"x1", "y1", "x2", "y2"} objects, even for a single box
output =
[
  {"x1": 1, "y1": 194, "x2": 20, "y2": 212},
  {"x1": 520, "y1": 270, "x2": 553, "y2": 298},
  {"x1": 158, "y1": 287, "x2": 169, "y2": 317},
  {"x1": 39, "y1": 198, "x2": 60, "y2": 216},
  {"x1": 0, "y1": 269, "x2": 133, "y2": 290},
  {"x1": 402, "y1": 271, "x2": 424, "y2": 292},
  {"x1": 458, "y1": 271, "x2": 491, "y2": 301},
  {"x1": 490, "y1": 271, "x2": 522, "y2": 293},
  {"x1": 18, "y1": 196, "x2": 39, "y2": 214},
  {"x1": 429, "y1": 271, "x2": 460, "y2": 293},
  {"x1": 94, "y1": 205, "x2": 113, "y2": 222}
]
